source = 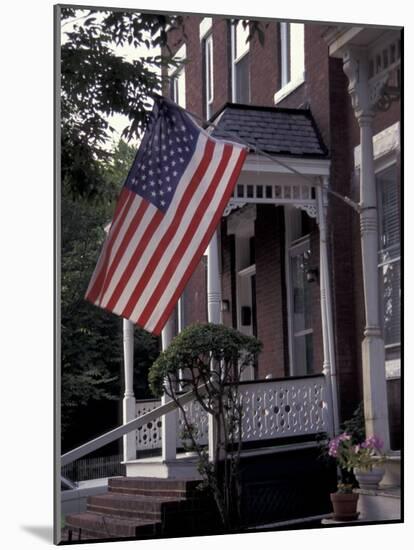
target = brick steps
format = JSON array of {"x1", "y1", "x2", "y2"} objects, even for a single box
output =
[{"x1": 63, "y1": 476, "x2": 219, "y2": 542}]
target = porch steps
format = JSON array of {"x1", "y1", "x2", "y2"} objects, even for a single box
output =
[{"x1": 63, "y1": 477, "x2": 219, "y2": 542}]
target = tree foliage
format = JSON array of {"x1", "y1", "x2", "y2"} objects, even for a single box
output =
[
  {"x1": 60, "y1": 7, "x2": 184, "y2": 200},
  {"x1": 149, "y1": 323, "x2": 262, "y2": 531},
  {"x1": 61, "y1": 140, "x2": 159, "y2": 440}
]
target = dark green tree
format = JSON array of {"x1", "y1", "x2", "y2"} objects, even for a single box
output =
[
  {"x1": 60, "y1": 7, "x2": 184, "y2": 200},
  {"x1": 61, "y1": 139, "x2": 159, "y2": 446}
]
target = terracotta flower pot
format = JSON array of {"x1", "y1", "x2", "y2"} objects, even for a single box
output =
[{"x1": 330, "y1": 492, "x2": 359, "y2": 521}]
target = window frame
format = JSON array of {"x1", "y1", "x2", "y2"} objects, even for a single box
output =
[
  {"x1": 376, "y1": 160, "x2": 401, "y2": 380},
  {"x1": 202, "y1": 32, "x2": 214, "y2": 119},
  {"x1": 231, "y1": 20, "x2": 250, "y2": 104},
  {"x1": 284, "y1": 206, "x2": 314, "y2": 377},
  {"x1": 274, "y1": 22, "x2": 305, "y2": 105},
  {"x1": 168, "y1": 44, "x2": 186, "y2": 108}
]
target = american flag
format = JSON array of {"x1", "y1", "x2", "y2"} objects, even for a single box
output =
[{"x1": 85, "y1": 97, "x2": 247, "y2": 335}]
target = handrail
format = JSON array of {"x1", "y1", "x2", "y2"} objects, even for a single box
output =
[{"x1": 61, "y1": 386, "x2": 205, "y2": 467}]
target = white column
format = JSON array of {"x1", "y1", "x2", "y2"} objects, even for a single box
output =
[
  {"x1": 358, "y1": 114, "x2": 390, "y2": 449},
  {"x1": 161, "y1": 315, "x2": 177, "y2": 461},
  {"x1": 122, "y1": 319, "x2": 136, "y2": 462},
  {"x1": 207, "y1": 230, "x2": 222, "y2": 324},
  {"x1": 207, "y1": 230, "x2": 222, "y2": 461},
  {"x1": 317, "y1": 182, "x2": 340, "y2": 436},
  {"x1": 343, "y1": 47, "x2": 390, "y2": 450}
]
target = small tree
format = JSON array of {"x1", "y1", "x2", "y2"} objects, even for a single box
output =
[{"x1": 148, "y1": 323, "x2": 262, "y2": 531}]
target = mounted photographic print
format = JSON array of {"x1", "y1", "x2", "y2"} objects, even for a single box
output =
[{"x1": 54, "y1": 3, "x2": 403, "y2": 545}]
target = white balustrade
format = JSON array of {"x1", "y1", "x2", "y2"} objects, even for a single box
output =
[
  {"x1": 134, "y1": 375, "x2": 329, "y2": 452},
  {"x1": 237, "y1": 376, "x2": 329, "y2": 441},
  {"x1": 135, "y1": 399, "x2": 162, "y2": 451}
]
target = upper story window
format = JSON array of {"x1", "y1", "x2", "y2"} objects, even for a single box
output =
[
  {"x1": 377, "y1": 164, "x2": 400, "y2": 378},
  {"x1": 275, "y1": 22, "x2": 305, "y2": 104},
  {"x1": 169, "y1": 44, "x2": 186, "y2": 108},
  {"x1": 200, "y1": 18, "x2": 214, "y2": 119},
  {"x1": 231, "y1": 20, "x2": 250, "y2": 104}
]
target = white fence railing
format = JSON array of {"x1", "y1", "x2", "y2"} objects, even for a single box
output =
[{"x1": 134, "y1": 375, "x2": 329, "y2": 452}]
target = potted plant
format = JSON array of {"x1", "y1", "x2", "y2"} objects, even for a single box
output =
[
  {"x1": 327, "y1": 432, "x2": 360, "y2": 521},
  {"x1": 352, "y1": 435, "x2": 385, "y2": 490},
  {"x1": 327, "y1": 431, "x2": 386, "y2": 519}
]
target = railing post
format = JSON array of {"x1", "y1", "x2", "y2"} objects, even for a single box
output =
[
  {"x1": 161, "y1": 315, "x2": 177, "y2": 461},
  {"x1": 122, "y1": 319, "x2": 136, "y2": 461},
  {"x1": 207, "y1": 230, "x2": 222, "y2": 461}
]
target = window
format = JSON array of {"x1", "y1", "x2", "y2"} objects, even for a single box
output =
[
  {"x1": 202, "y1": 33, "x2": 214, "y2": 119},
  {"x1": 200, "y1": 18, "x2": 214, "y2": 119},
  {"x1": 169, "y1": 44, "x2": 186, "y2": 108},
  {"x1": 377, "y1": 164, "x2": 400, "y2": 378},
  {"x1": 231, "y1": 20, "x2": 250, "y2": 104},
  {"x1": 285, "y1": 207, "x2": 314, "y2": 376},
  {"x1": 275, "y1": 22, "x2": 305, "y2": 104}
]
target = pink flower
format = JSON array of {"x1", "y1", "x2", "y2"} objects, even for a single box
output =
[{"x1": 362, "y1": 435, "x2": 384, "y2": 450}]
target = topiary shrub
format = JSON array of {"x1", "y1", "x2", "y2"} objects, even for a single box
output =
[{"x1": 148, "y1": 322, "x2": 262, "y2": 531}]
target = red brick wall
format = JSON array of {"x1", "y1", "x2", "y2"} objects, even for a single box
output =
[
  {"x1": 255, "y1": 205, "x2": 287, "y2": 378},
  {"x1": 212, "y1": 19, "x2": 232, "y2": 114},
  {"x1": 250, "y1": 22, "x2": 278, "y2": 107}
]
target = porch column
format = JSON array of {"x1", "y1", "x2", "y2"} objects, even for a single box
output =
[
  {"x1": 317, "y1": 182, "x2": 340, "y2": 436},
  {"x1": 122, "y1": 319, "x2": 136, "y2": 461},
  {"x1": 161, "y1": 316, "x2": 177, "y2": 461},
  {"x1": 207, "y1": 230, "x2": 222, "y2": 461},
  {"x1": 343, "y1": 47, "x2": 390, "y2": 449}
]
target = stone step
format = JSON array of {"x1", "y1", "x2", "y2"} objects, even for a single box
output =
[
  {"x1": 87, "y1": 492, "x2": 187, "y2": 520},
  {"x1": 356, "y1": 486, "x2": 401, "y2": 522},
  {"x1": 108, "y1": 476, "x2": 201, "y2": 497},
  {"x1": 65, "y1": 511, "x2": 161, "y2": 539}
]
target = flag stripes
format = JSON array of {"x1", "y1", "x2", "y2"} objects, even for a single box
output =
[{"x1": 85, "y1": 98, "x2": 247, "y2": 335}]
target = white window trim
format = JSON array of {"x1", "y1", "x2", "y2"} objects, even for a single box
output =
[
  {"x1": 274, "y1": 74, "x2": 305, "y2": 104},
  {"x1": 274, "y1": 22, "x2": 305, "y2": 105},
  {"x1": 168, "y1": 44, "x2": 187, "y2": 108},
  {"x1": 231, "y1": 21, "x2": 250, "y2": 103},
  {"x1": 203, "y1": 32, "x2": 214, "y2": 119},
  {"x1": 284, "y1": 207, "x2": 313, "y2": 376},
  {"x1": 199, "y1": 17, "x2": 212, "y2": 41}
]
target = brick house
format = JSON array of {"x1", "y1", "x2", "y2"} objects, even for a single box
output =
[
  {"x1": 163, "y1": 15, "x2": 401, "y2": 450},
  {"x1": 62, "y1": 15, "x2": 402, "y2": 539}
]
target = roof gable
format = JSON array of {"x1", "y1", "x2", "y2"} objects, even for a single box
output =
[{"x1": 210, "y1": 103, "x2": 328, "y2": 158}]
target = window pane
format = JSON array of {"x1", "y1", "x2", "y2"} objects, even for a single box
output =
[
  {"x1": 378, "y1": 165, "x2": 400, "y2": 254},
  {"x1": 235, "y1": 20, "x2": 249, "y2": 59},
  {"x1": 380, "y1": 259, "x2": 401, "y2": 347},
  {"x1": 290, "y1": 23, "x2": 304, "y2": 83},
  {"x1": 293, "y1": 333, "x2": 314, "y2": 376},
  {"x1": 291, "y1": 248, "x2": 312, "y2": 332},
  {"x1": 235, "y1": 53, "x2": 250, "y2": 103}
]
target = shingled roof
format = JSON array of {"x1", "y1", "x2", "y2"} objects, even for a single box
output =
[{"x1": 210, "y1": 103, "x2": 328, "y2": 158}]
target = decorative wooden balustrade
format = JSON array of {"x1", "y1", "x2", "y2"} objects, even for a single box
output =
[{"x1": 134, "y1": 374, "x2": 330, "y2": 453}]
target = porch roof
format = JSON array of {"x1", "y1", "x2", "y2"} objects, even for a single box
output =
[{"x1": 210, "y1": 103, "x2": 328, "y2": 159}]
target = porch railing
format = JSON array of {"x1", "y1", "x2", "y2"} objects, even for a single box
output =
[
  {"x1": 134, "y1": 374, "x2": 329, "y2": 452},
  {"x1": 61, "y1": 375, "x2": 330, "y2": 470}
]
